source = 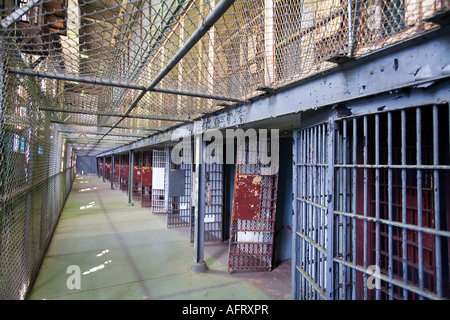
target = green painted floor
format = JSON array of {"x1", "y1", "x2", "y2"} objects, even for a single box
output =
[{"x1": 28, "y1": 175, "x2": 291, "y2": 300}]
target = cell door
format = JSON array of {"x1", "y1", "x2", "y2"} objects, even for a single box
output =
[
  {"x1": 292, "y1": 122, "x2": 332, "y2": 299},
  {"x1": 227, "y1": 139, "x2": 279, "y2": 272},
  {"x1": 141, "y1": 151, "x2": 152, "y2": 207},
  {"x1": 152, "y1": 148, "x2": 169, "y2": 213},
  {"x1": 189, "y1": 146, "x2": 224, "y2": 242},
  {"x1": 167, "y1": 160, "x2": 192, "y2": 228}
]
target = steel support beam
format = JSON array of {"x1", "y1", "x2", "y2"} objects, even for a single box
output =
[
  {"x1": 127, "y1": 150, "x2": 134, "y2": 206},
  {"x1": 102, "y1": 156, "x2": 106, "y2": 182},
  {"x1": 191, "y1": 135, "x2": 207, "y2": 273},
  {"x1": 110, "y1": 155, "x2": 115, "y2": 190}
]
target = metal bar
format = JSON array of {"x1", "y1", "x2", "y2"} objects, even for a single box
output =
[
  {"x1": 107, "y1": 0, "x2": 237, "y2": 136},
  {"x1": 333, "y1": 211, "x2": 450, "y2": 242},
  {"x1": 351, "y1": 117, "x2": 357, "y2": 299},
  {"x1": 333, "y1": 164, "x2": 450, "y2": 170},
  {"x1": 40, "y1": 107, "x2": 191, "y2": 123},
  {"x1": 8, "y1": 69, "x2": 146, "y2": 91},
  {"x1": 432, "y1": 105, "x2": 442, "y2": 298},
  {"x1": 416, "y1": 107, "x2": 424, "y2": 299},
  {"x1": 102, "y1": 156, "x2": 106, "y2": 182},
  {"x1": 401, "y1": 109, "x2": 408, "y2": 299},
  {"x1": 333, "y1": 258, "x2": 446, "y2": 301},
  {"x1": 151, "y1": 87, "x2": 247, "y2": 104},
  {"x1": 375, "y1": 113, "x2": 380, "y2": 300},
  {"x1": 193, "y1": 135, "x2": 206, "y2": 265},
  {"x1": 326, "y1": 118, "x2": 335, "y2": 300},
  {"x1": 9, "y1": 68, "x2": 247, "y2": 103},
  {"x1": 300, "y1": 129, "x2": 307, "y2": 299},
  {"x1": 128, "y1": 150, "x2": 134, "y2": 206},
  {"x1": 51, "y1": 120, "x2": 160, "y2": 131},
  {"x1": 363, "y1": 115, "x2": 368, "y2": 300},
  {"x1": 59, "y1": 130, "x2": 143, "y2": 138},
  {"x1": 292, "y1": 130, "x2": 299, "y2": 300},
  {"x1": 110, "y1": 155, "x2": 115, "y2": 190},
  {"x1": 342, "y1": 119, "x2": 348, "y2": 300},
  {"x1": 387, "y1": 111, "x2": 394, "y2": 300},
  {"x1": 0, "y1": 0, "x2": 41, "y2": 29}
]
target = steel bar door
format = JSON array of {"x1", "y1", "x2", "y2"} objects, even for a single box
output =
[
  {"x1": 141, "y1": 151, "x2": 152, "y2": 207},
  {"x1": 152, "y1": 148, "x2": 169, "y2": 213},
  {"x1": 227, "y1": 139, "x2": 279, "y2": 272},
  {"x1": 189, "y1": 143, "x2": 224, "y2": 242},
  {"x1": 292, "y1": 122, "x2": 333, "y2": 299},
  {"x1": 167, "y1": 160, "x2": 192, "y2": 228}
]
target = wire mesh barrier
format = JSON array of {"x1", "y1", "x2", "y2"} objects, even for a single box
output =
[
  {"x1": 293, "y1": 104, "x2": 450, "y2": 300},
  {"x1": 1, "y1": 0, "x2": 448, "y2": 155},
  {"x1": 0, "y1": 52, "x2": 75, "y2": 299}
]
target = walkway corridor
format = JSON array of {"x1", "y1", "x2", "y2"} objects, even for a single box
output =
[{"x1": 27, "y1": 175, "x2": 291, "y2": 300}]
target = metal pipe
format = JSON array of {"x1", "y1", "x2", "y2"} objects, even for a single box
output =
[
  {"x1": 9, "y1": 68, "x2": 247, "y2": 103},
  {"x1": 433, "y1": 105, "x2": 442, "y2": 298},
  {"x1": 40, "y1": 107, "x2": 191, "y2": 123},
  {"x1": 8, "y1": 68, "x2": 146, "y2": 91},
  {"x1": 387, "y1": 111, "x2": 394, "y2": 300},
  {"x1": 375, "y1": 113, "x2": 380, "y2": 300},
  {"x1": 110, "y1": 155, "x2": 115, "y2": 190},
  {"x1": 363, "y1": 115, "x2": 368, "y2": 300},
  {"x1": 351, "y1": 117, "x2": 357, "y2": 299},
  {"x1": 128, "y1": 150, "x2": 134, "y2": 206},
  {"x1": 416, "y1": 107, "x2": 424, "y2": 299},
  {"x1": 401, "y1": 109, "x2": 408, "y2": 299},
  {"x1": 291, "y1": 130, "x2": 299, "y2": 300},
  {"x1": 326, "y1": 118, "x2": 335, "y2": 300},
  {"x1": 0, "y1": 0, "x2": 41, "y2": 29}
]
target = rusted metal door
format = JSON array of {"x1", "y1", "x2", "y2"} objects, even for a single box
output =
[{"x1": 227, "y1": 140, "x2": 279, "y2": 272}]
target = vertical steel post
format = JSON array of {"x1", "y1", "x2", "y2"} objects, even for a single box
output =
[
  {"x1": 375, "y1": 114, "x2": 380, "y2": 300},
  {"x1": 291, "y1": 130, "x2": 299, "y2": 300},
  {"x1": 387, "y1": 111, "x2": 394, "y2": 300},
  {"x1": 326, "y1": 118, "x2": 335, "y2": 300},
  {"x1": 432, "y1": 105, "x2": 442, "y2": 298},
  {"x1": 110, "y1": 155, "x2": 115, "y2": 190},
  {"x1": 416, "y1": 107, "x2": 424, "y2": 299},
  {"x1": 102, "y1": 156, "x2": 106, "y2": 182},
  {"x1": 351, "y1": 117, "x2": 357, "y2": 299},
  {"x1": 128, "y1": 150, "x2": 134, "y2": 206},
  {"x1": 192, "y1": 134, "x2": 207, "y2": 272},
  {"x1": 401, "y1": 109, "x2": 408, "y2": 299},
  {"x1": 363, "y1": 116, "x2": 368, "y2": 300}
]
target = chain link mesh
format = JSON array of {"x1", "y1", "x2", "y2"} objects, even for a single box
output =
[{"x1": 1, "y1": 0, "x2": 448, "y2": 154}]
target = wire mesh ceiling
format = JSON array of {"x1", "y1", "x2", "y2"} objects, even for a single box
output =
[{"x1": 1, "y1": 0, "x2": 447, "y2": 155}]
